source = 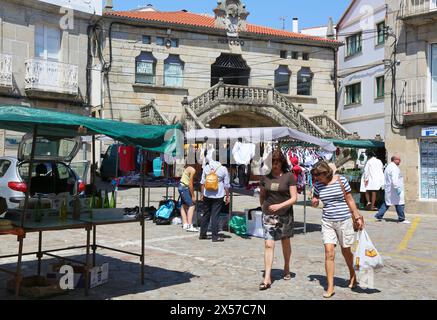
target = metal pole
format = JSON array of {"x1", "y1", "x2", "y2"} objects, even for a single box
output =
[
  {"x1": 91, "y1": 135, "x2": 96, "y2": 189},
  {"x1": 85, "y1": 227, "x2": 91, "y2": 296},
  {"x1": 304, "y1": 185, "x2": 307, "y2": 234},
  {"x1": 92, "y1": 225, "x2": 96, "y2": 267},
  {"x1": 141, "y1": 149, "x2": 145, "y2": 285},
  {"x1": 14, "y1": 234, "x2": 24, "y2": 299},
  {"x1": 37, "y1": 231, "x2": 42, "y2": 276},
  {"x1": 21, "y1": 125, "x2": 38, "y2": 227}
]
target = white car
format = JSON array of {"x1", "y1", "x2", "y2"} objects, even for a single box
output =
[{"x1": 0, "y1": 134, "x2": 85, "y2": 210}]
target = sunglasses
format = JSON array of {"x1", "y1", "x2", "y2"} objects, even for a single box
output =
[{"x1": 313, "y1": 172, "x2": 325, "y2": 177}]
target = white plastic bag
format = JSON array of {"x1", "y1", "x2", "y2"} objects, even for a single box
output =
[
  {"x1": 246, "y1": 210, "x2": 264, "y2": 238},
  {"x1": 352, "y1": 229, "x2": 383, "y2": 271}
]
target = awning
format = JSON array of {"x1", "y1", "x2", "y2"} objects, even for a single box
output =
[
  {"x1": 185, "y1": 127, "x2": 336, "y2": 152},
  {"x1": 327, "y1": 139, "x2": 385, "y2": 149},
  {"x1": 0, "y1": 105, "x2": 182, "y2": 154}
]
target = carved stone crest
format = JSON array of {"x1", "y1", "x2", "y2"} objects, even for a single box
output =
[{"x1": 214, "y1": 0, "x2": 249, "y2": 37}]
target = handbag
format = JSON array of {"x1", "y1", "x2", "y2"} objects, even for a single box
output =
[{"x1": 338, "y1": 176, "x2": 364, "y2": 232}]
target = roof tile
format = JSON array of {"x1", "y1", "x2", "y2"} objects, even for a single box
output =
[{"x1": 105, "y1": 10, "x2": 339, "y2": 44}]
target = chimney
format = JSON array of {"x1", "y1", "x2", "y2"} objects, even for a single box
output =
[
  {"x1": 326, "y1": 17, "x2": 335, "y2": 39},
  {"x1": 104, "y1": 0, "x2": 113, "y2": 12},
  {"x1": 292, "y1": 18, "x2": 299, "y2": 33}
]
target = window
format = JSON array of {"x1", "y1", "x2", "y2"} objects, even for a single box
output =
[
  {"x1": 297, "y1": 67, "x2": 313, "y2": 96},
  {"x1": 302, "y1": 53, "x2": 310, "y2": 61},
  {"x1": 376, "y1": 21, "x2": 386, "y2": 46},
  {"x1": 135, "y1": 52, "x2": 156, "y2": 85},
  {"x1": 156, "y1": 37, "x2": 165, "y2": 46},
  {"x1": 164, "y1": 55, "x2": 184, "y2": 87},
  {"x1": 432, "y1": 44, "x2": 437, "y2": 106},
  {"x1": 376, "y1": 76, "x2": 385, "y2": 99},
  {"x1": 274, "y1": 65, "x2": 291, "y2": 94},
  {"x1": 0, "y1": 160, "x2": 11, "y2": 178},
  {"x1": 345, "y1": 82, "x2": 361, "y2": 105},
  {"x1": 280, "y1": 50, "x2": 287, "y2": 59},
  {"x1": 142, "y1": 35, "x2": 151, "y2": 44},
  {"x1": 35, "y1": 24, "x2": 61, "y2": 60},
  {"x1": 420, "y1": 139, "x2": 437, "y2": 199},
  {"x1": 346, "y1": 33, "x2": 362, "y2": 57},
  {"x1": 292, "y1": 52, "x2": 299, "y2": 60},
  {"x1": 156, "y1": 37, "x2": 179, "y2": 47}
]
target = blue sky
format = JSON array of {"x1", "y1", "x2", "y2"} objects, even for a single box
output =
[{"x1": 113, "y1": 0, "x2": 352, "y2": 30}]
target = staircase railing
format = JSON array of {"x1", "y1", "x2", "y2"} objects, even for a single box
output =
[
  {"x1": 186, "y1": 82, "x2": 325, "y2": 137},
  {"x1": 140, "y1": 99, "x2": 170, "y2": 125},
  {"x1": 310, "y1": 111, "x2": 352, "y2": 139}
]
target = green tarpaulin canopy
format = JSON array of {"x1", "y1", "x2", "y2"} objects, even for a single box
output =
[
  {"x1": 0, "y1": 105, "x2": 182, "y2": 154},
  {"x1": 327, "y1": 138, "x2": 385, "y2": 149}
]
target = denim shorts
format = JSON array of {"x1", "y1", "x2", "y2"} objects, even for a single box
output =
[{"x1": 178, "y1": 185, "x2": 194, "y2": 207}]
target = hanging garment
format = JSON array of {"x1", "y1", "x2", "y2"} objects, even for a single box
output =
[
  {"x1": 153, "y1": 157, "x2": 163, "y2": 177},
  {"x1": 363, "y1": 157, "x2": 385, "y2": 191},
  {"x1": 232, "y1": 141, "x2": 255, "y2": 165},
  {"x1": 118, "y1": 146, "x2": 136, "y2": 172}
]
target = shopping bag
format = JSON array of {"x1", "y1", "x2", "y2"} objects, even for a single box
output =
[
  {"x1": 352, "y1": 229, "x2": 383, "y2": 271},
  {"x1": 229, "y1": 216, "x2": 247, "y2": 237},
  {"x1": 246, "y1": 209, "x2": 264, "y2": 238}
]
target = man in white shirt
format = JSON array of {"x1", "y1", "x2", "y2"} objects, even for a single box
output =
[
  {"x1": 363, "y1": 151, "x2": 384, "y2": 211},
  {"x1": 375, "y1": 154, "x2": 410, "y2": 224}
]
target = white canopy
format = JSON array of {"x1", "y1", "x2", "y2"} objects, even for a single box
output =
[{"x1": 185, "y1": 127, "x2": 336, "y2": 152}]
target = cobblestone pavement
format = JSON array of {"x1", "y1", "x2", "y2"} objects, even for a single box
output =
[{"x1": 1, "y1": 187, "x2": 436, "y2": 300}]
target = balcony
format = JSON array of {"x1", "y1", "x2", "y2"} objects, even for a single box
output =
[
  {"x1": 401, "y1": 0, "x2": 437, "y2": 24},
  {"x1": 0, "y1": 53, "x2": 12, "y2": 89},
  {"x1": 396, "y1": 77, "x2": 437, "y2": 126},
  {"x1": 25, "y1": 58, "x2": 78, "y2": 99}
]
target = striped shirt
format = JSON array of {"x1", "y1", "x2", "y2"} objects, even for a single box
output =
[{"x1": 313, "y1": 176, "x2": 352, "y2": 222}]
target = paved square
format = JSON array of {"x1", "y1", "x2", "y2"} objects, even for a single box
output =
[{"x1": 1, "y1": 188, "x2": 436, "y2": 300}]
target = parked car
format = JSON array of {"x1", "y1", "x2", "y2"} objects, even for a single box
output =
[{"x1": 0, "y1": 134, "x2": 85, "y2": 210}]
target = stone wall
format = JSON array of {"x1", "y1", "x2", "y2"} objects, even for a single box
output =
[
  {"x1": 102, "y1": 21, "x2": 336, "y2": 125},
  {"x1": 385, "y1": 0, "x2": 437, "y2": 214}
]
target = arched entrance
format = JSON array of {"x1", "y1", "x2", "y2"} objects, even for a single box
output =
[
  {"x1": 211, "y1": 53, "x2": 250, "y2": 87},
  {"x1": 208, "y1": 111, "x2": 280, "y2": 129}
]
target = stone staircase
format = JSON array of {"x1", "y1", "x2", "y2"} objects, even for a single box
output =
[{"x1": 140, "y1": 82, "x2": 353, "y2": 140}]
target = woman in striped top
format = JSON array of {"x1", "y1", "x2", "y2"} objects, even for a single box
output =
[{"x1": 311, "y1": 161, "x2": 364, "y2": 298}]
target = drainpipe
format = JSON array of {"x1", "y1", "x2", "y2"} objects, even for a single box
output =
[{"x1": 333, "y1": 47, "x2": 339, "y2": 120}]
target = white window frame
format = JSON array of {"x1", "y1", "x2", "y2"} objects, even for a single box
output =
[
  {"x1": 375, "y1": 75, "x2": 385, "y2": 100},
  {"x1": 375, "y1": 20, "x2": 386, "y2": 47},
  {"x1": 344, "y1": 81, "x2": 362, "y2": 106},
  {"x1": 419, "y1": 138, "x2": 437, "y2": 201},
  {"x1": 345, "y1": 32, "x2": 362, "y2": 58},
  {"x1": 430, "y1": 43, "x2": 437, "y2": 110},
  {"x1": 35, "y1": 24, "x2": 61, "y2": 61}
]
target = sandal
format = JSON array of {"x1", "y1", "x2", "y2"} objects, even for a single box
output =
[
  {"x1": 283, "y1": 273, "x2": 292, "y2": 281},
  {"x1": 323, "y1": 291, "x2": 336, "y2": 298},
  {"x1": 259, "y1": 282, "x2": 271, "y2": 291}
]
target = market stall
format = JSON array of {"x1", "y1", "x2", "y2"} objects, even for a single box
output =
[
  {"x1": 186, "y1": 127, "x2": 337, "y2": 235},
  {"x1": 328, "y1": 138, "x2": 386, "y2": 209},
  {"x1": 0, "y1": 105, "x2": 182, "y2": 297}
]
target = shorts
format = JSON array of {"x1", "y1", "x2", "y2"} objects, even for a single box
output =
[
  {"x1": 178, "y1": 185, "x2": 194, "y2": 207},
  {"x1": 262, "y1": 212, "x2": 294, "y2": 241},
  {"x1": 321, "y1": 218, "x2": 355, "y2": 248}
]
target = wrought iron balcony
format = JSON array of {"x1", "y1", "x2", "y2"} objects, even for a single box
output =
[
  {"x1": 0, "y1": 53, "x2": 12, "y2": 88},
  {"x1": 25, "y1": 58, "x2": 78, "y2": 95},
  {"x1": 395, "y1": 77, "x2": 437, "y2": 126},
  {"x1": 401, "y1": 0, "x2": 437, "y2": 22}
]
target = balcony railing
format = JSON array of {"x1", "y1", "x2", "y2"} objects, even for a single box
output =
[
  {"x1": 0, "y1": 53, "x2": 12, "y2": 88},
  {"x1": 25, "y1": 58, "x2": 78, "y2": 95},
  {"x1": 402, "y1": 0, "x2": 437, "y2": 18},
  {"x1": 395, "y1": 77, "x2": 432, "y2": 125}
]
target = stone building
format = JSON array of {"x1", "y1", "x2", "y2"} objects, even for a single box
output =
[
  {"x1": 102, "y1": 0, "x2": 350, "y2": 139},
  {"x1": 0, "y1": 0, "x2": 103, "y2": 157},
  {"x1": 385, "y1": 0, "x2": 437, "y2": 213}
]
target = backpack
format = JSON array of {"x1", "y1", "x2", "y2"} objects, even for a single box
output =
[
  {"x1": 204, "y1": 165, "x2": 221, "y2": 191},
  {"x1": 155, "y1": 200, "x2": 175, "y2": 220}
]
